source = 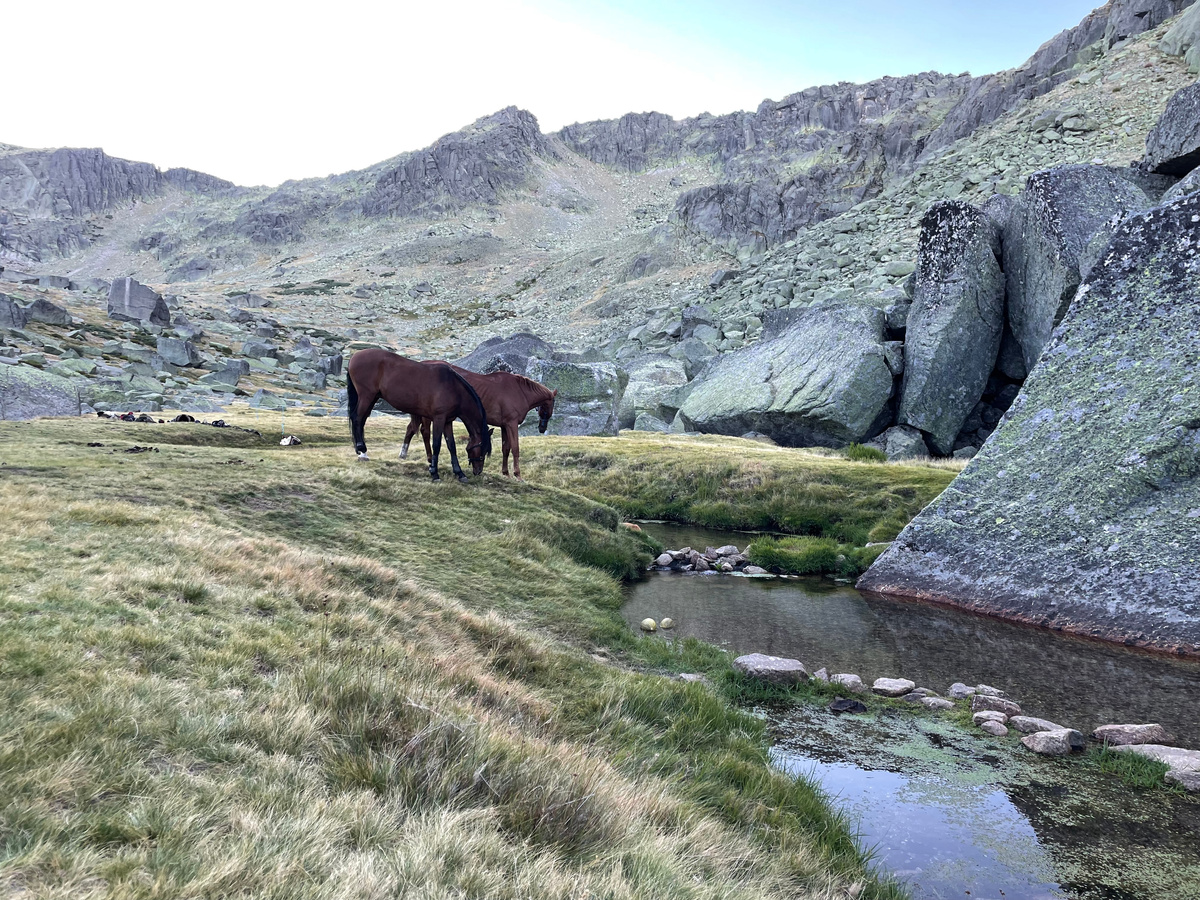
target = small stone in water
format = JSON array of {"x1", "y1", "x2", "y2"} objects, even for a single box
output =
[
  {"x1": 973, "y1": 710, "x2": 1008, "y2": 725},
  {"x1": 715, "y1": 544, "x2": 740, "y2": 556},
  {"x1": 1009, "y1": 715, "x2": 1065, "y2": 734},
  {"x1": 948, "y1": 682, "x2": 976, "y2": 700},
  {"x1": 660, "y1": 617, "x2": 675, "y2": 629},
  {"x1": 980, "y1": 720, "x2": 1009, "y2": 737},
  {"x1": 743, "y1": 565, "x2": 769, "y2": 575},
  {"x1": 971, "y1": 694, "x2": 1022, "y2": 717},
  {"x1": 831, "y1": 673, "x2": 866, "y2": 693},
  {"x1": 654, "y1": 553, "x2": 673, "y2": 567},
  {"x1": 640, "y1": 618, "x2": 657, "y2": 632},
  {"x1": 872, "y1": 677, "x2": 916, "y2": 697}
]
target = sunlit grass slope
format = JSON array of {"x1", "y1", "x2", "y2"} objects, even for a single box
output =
[{"x1": 0, "y1": 413, "x2": 935, "y2": 899}]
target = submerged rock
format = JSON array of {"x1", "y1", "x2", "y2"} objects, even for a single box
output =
[{"x1": 859, "y1": 193, "x2": 1200, "y2": 657}]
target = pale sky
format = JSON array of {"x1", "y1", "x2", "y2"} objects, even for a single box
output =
[{"x1": 5, "y1": 0, "x2": 1102, "y2": 187}]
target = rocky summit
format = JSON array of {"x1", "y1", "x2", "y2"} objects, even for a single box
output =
[{"x1": 4, "y1": 3, "x2": 1200, "y2": 653}]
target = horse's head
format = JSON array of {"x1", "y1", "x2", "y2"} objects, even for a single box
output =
[
  {"x1": 467, "y1": 427, "x2": 494, "y2": 476},
  {"x1": 538, "y1": 389, "x2": 558, "y2": 434}
]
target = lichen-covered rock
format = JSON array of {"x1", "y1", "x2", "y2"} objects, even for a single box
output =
[
  {"x1": 1145, "y1": 82, "x2": 1200, "y2": 175},
  {"x1": 1161, "y1": 1, "x2": 1200, "y2": 72},
  {"x1": 156, "y1": 336, "x2": 202, "y2": 368},
  {"x1": 0, "y1": 364, "x2": 80, "y2": 419},
  {"x1": 107, "y1": 277, "x2": 170, "y2": 326},
  {"x1": 897, "y1": 201, "x2": 1004, "y2": 454},
  {"x1": 677, "y1": 303, "x2": 894, "y2": 447},
  {"x1": 523, "y1": 359, "x2": 626, "y2": 437},
  {"x1": 1002, "y1": 165, "x2": 1151, "y2": 372},
  {"x1": 23, "y1": 298, "x2": 71, "y2": 325},
  {"x1": 859, "y1": 192, "x2": 1200, "y2": 657},
  {"x1": 618, "y1": 354, "x2": 689, "y2": 428}
]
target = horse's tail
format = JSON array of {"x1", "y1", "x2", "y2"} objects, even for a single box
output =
[{"x1": 449, "y1": 369, "x2": 492, "y2": 457}]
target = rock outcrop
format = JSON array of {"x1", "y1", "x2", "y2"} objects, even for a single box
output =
[
  {"x1": 522, "y1": 359, "x2": 626, "y2": 437},
  {"x1": 1003, "y1": 165, "x2": 1151, "y2": 372},
  {"x1": 0, "y1": 365, "x2": 81, "y2": 420},
  {"x1": 897, "y1": 201, "x2": 1005, "y2": 455},
  {"x1": 859, "y1": 192, "x2": 1200, "y2": 657},
  {"x1": 676, "y1": 303, "x2": 894, "y2": 446},
  {"x1": 107, "y1": 278, "x2": 171, "y2": 326},
  {"x1": 363, "y1": 107, "x2": 559, "y2": 218},
  {"x1": 1144, "y1": 82, "x2": 1200, "y2": 174}
]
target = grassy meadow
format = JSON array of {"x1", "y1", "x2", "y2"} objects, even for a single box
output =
[{"x1": 0, "y1": 412, "x2": 958, "y2": 899}]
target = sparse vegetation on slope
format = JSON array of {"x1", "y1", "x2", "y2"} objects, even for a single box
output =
[{"x1": 0, "y1": 413, "x2": 910, "y2": 900}]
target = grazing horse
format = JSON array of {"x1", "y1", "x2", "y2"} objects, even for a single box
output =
[
  {"x1": 346, "y1": 349, "x2": 492, "y2": 481},
  {"x1": 400, "y1": 364, "x2": 556, "y2": 479}
]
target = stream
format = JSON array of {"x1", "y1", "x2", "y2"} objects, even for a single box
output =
[{"x1": 624, "y1": 522, "x2": 1200, "y2": 900}]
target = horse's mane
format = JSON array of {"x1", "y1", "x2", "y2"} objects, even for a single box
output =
[
  {"x1": 447, "y1": 368, "x2": 493, "y2": 457},
  {"x1": 506, "y1": 371, "x2": 554, "y2": 403}
]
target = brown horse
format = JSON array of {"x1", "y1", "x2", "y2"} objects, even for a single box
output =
[
  {"x1": 347, "y1": 349, "x2": 492, "y2": 481},
  {"x1": 399, "y1": 364, "x2": 556, "y2": 479}
]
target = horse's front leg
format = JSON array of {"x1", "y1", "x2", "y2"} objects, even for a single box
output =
[
  {"x1": 421, "y1": 419, "x2": 433, "y2": 464},
  {"x1": 400, "y1": 415, "x2": 420, "y2": 459},
  {"x1": 443, "y1": 422, "x2": 467, "y2": 482},
  {"x1": 429, "y1": 416, "x2": 444, "y2": 481}
]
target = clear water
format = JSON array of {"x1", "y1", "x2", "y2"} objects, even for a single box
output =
[{"x1": 626, "y1": 522, "x2": 1200, "y2": 900}]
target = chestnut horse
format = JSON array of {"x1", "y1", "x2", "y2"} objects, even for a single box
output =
[
  {"x1": 347, "y1": 349, "x2": 492, "y2": 481},
  {"x1": 400, "y1": 364, "x2": 556, "y2": 479}
]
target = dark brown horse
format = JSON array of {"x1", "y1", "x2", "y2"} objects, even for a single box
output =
[
  {"x1": 399, "y1": 364, "x2": 556, "y2": 479},
  {"x1": 347, "y1": 349, "x2": 492, "y2": 481}
]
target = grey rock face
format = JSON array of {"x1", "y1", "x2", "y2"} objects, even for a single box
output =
[
  {"x1": 1161, "y1": 164, "x2": 1200, "y2": 204},
  {"x1": 632, "y1": 413, "x2": 671, "y2": 432},
  {"x1": 1161, "y1": 1, "x2": 1200, "y2": 71},
  {"x1": 677, "y1": 303, "x2": 894, "y2": 447},
  {"x1": 23, "y1": 298, "x2": 72, "y2": 325},
  {"x1": 107, "y1": 278, "x2": 170, "y2": 326},
  {"x1": 0, "y1": 293, "x2": 28, "y2": 329},
  {"x1": 898, "y1": 201, "x2": 1004, "y2": 455},
  {"x1": 364, "y1": 107, "x2": 558, "y2": 218},
  {"x1": 1092, "y1": 723, "x2": 1175, "y2": 745},
  {"x1": 732, "y1": 653, "x2": 808, "y2": 687},
  {"x1": 156, "y1": 336, "x2": 202, "y2": 368},
  {"x1": 457, "y1": 332, "x2": 554, "y2": 375},
  {"x1": 618, "y1": 354, "x2": 689, "y2": 428},
  {"x1": 1106, "y1": 0, "x2": 1194, "y2": 47},
  {"x1": 522, "y1": 359, "x2": 626, "y2": 437},
  {"x1": 1003, "y1": 165, "x2": 1151, "y2": 372},
  {"x1": 860, "y1": 193, "x2": 1200, "y2": 657},
  {"x1": 1145, "y1": 82, "x2": 1200, "y2": 175},
  {"x1": 0, "y1": 364, "x2": 80, "y2": 419}
]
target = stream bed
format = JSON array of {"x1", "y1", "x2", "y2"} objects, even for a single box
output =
[{"x1": 624, "y1": 523, "x2": 1200, "y2": 900}]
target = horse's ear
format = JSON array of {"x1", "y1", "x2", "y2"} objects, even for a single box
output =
[
  {"x1": 488, "y1": 427, "x2": 495, "y2": 439},
  {"x1": 552, "y1": 389, "x2": 558, "y2": 398}
]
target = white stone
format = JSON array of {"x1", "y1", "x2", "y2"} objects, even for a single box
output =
[
  {"x1": 1009, "y1": 716, "x2": 1065, "y2": 734},
  {"x1": 923, "y1": 697, "x2": 955, "y2": 711},
  {"x1": 831, "y1": 673, "x2": 866, "y2": 693},
  {"x1": 1092, "y1": 723, "x2": 1174, "y2": 746},
  {"x1": 659, "y1": 617, "x2": 675, "y2": 629},
  {"x1": 979, "y1": 720, "x2": 1008, "y2": 737},
  {"x1": 872, "y1": 677, "x2": 916, "y2": 697},
  {"x1": 1021, "y1": 728, "x2": 1085, "y2": 756},
  {"x1": 640, "y1": 618, "x2": 657, "y2": 632},
  {"x1": 733, "y1": 653, "x2": 808, "y2": 687},
  {"x1": 974, "y1": 710, "x2": 1008, "y2": 725}
]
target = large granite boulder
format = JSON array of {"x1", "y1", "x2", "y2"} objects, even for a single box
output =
[
  {"x1": 676, "y1": 303, "x2": 894, "y2": 447},
  {"x1": 456, "y1": 332, "x2": 554, "y2": 375},
  {"x1": 522, "y1": 359, "x2": 627, "y2": 437},
  {"x1": 897, "y1": 201, "x2": 1005, "y2": 455},
  {"x1": 1003, "y1": 166, "x2": 1151, "y2": 373},
  {"x1": 866, "y1": 425, "x2": 930, "y2": 461},
  {"x1": 0, "y1": 365, "x2": 81, "y2": 419},
  {"x1": 23, "y1": 298, "x2": 71, "y2": 325},
  {"x1": 859, "y1": 193, "x2": 1200, "y2": 657},
  {"x1": 1145, "y1": 82, "x2": 1200, "y2": 176},
  {"x1": 156, "y1": 336, "x2": 202, "y2": 367},
  {"x1": 618, "y1": 354, "x2": 690, "y2": 428},
  {"x1": 0, "y1": 294, "x2": 28, "y2": 329},
  {"x1": 107, "y1": 278, "x2": 170, "y2": 326}
]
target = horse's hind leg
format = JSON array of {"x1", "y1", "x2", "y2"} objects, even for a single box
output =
[
  {"x1": 400, "y1": 415, "x2": 421, "y2": 460},
  {"x1": 421, "y1": 419, "x2": 433, "y2": 463},
  {"x1": 507, "y1": 424, "x2": 523, "y2": 480}
]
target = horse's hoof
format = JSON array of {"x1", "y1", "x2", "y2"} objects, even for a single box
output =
[
  {"x1": 457, "y1": 475, "x2": 469, "y2": 483},
  {"x1": 357, "y1": 452, "x2": 371, "y2": 461},
  {"x1": 399, "y1": 448, "x2": 408, "y2": 459}
]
